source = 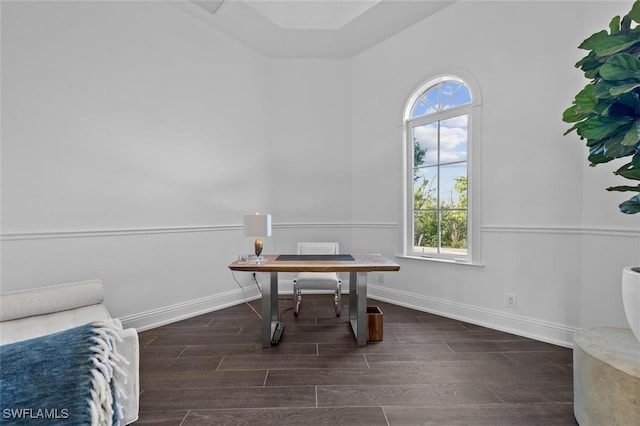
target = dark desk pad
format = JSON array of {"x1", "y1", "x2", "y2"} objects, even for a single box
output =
[{"x1": 276, "y1": 254, "x2": 355, "y2": 261}]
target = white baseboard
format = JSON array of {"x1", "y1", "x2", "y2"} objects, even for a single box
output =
[
  {"x1": 120, "y1": 280, "x2": 578, "y2": 348},
  {"x1": 367, "y1": 283, "x2": 578, "y2": 348},
  {"x1": 119, "y1": 286, "x2": 261, "y2": 332}
]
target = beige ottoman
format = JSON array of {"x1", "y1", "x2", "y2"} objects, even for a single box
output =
[{"x1": 573, "y1": 328, "x2": 640, "y2": 425}]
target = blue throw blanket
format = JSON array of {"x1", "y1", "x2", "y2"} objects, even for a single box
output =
[{"x1": 0, "y1": 322, "x2": 124, "y2": 425}]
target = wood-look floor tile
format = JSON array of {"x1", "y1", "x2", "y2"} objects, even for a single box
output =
[
  {"x1": 140, "y1": 356, "x2": 223, "y2": 373},
  {"x1": 265, "y1": 365, "x2": 429, "y2": 386},
  {"x1": 139, "y1": 345, "x2": 186, "y2": 358},
  {"x1": 147, "y1": 333, "x2": 261, "y2": 346},
  {"x1": 182, "y1": 407, "x2": 388, "y2": 425},
  {"x1": 179, "y1": 342, "x2": 319, "y2": 356},
  {"x1": 134, "y1": 410, "x2": 188, "y2": 425},
  {"x1": 317, "y1": 383, "x2": 501, "y2": 407},
  {"x1": 487, "y1": 382, "x2": 574, "y2": 403},
  {"x1": 319, "y1": 341, "x2": 452, "y2": 355},
  {"x1": 422, "y1": 364, "x2": 572, "y2": 385},
  {"x1": 383, "y1": 402, "x2": 578, "y2": 425},
  {"x1": 445, "y1": 339, "x2": 568, "y2": 353},
  {"x1": 141, "y1": 369, "x2": 267, "y2": 390},
  {"x1": 148, "y1": 324, "x2": 245, "y2": 335},
  {"x1": 364, "y1": 350, "x2": 511, "y2": 367},
  {"x1": 140, "y1": 386, "x2": 316, "y2": 410},
  {"x1": 178, "y1": 343, "x2": 263, "y2": 357},
  {"x1": 503, "y1": 350, "x2": 573, "y2": 367},
  {"x1": 384, "y1": 322, "x2": 471, "y2": 332},
  {"x1": 394, "y1": 330, "x2": 527, "y2": 343},
  {"x1": 218, "y1": 354, "x2": 367, "y2": 370}
]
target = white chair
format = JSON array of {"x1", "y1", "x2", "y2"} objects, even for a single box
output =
[{"x1": 293, "y1": 242, "x2": 342, "y2": 317}]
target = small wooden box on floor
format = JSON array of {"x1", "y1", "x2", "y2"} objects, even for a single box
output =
[{"x1": 367, "y1": 306, "x2": 383, "y2": 342}]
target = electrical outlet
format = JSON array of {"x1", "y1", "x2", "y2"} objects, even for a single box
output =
[
  {"x1": 378, "y1": 272, "x2": 384, "y2": 283},
  {"x1": 505, "y1": 293, "x2": 517, "y2": 308}
]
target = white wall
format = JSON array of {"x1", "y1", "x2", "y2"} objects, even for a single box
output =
[
  {"x1": 351, "y1": 0, "x2": 639, "y2": 346},
  {"x1": 263, "y1": 58, "x2": 354, "y2": 283},
  {"x1": 1, "y1": 1, "x2": 271, "y2": 322},
  {"x1": 2, "y1": 1, "x2": 638, "y2": 344}
]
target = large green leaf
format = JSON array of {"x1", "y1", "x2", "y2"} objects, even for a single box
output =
[
  {"x1": 564, "y1": 122, "x2": 580, "y2": 136},
  {"x1": 603, "y1": 134, "x2": 638, "y2": 157},
  {"x1": 609, "y1": 82, "x2": 640, "y2": 96},
  {"x1": 576, "y1": 51, "x2": 604, "y2": 73},
  {"x1": 621, "y1": 14, "x2": 632, "y2": 34},
  {"x1": 614, "y1": 161, "x2": 640, "y2": 180},
  {"x1": 577, "y1": 115, "x2": 632, "y2": 139},
  {"x1": 600, "y1": 53, "x2": 640, "y2": 81},
  {"x1": 610, "y1": 15, "x2": 621, "y2": 34},
  {"x1": 587, "y1": 134, "x2": 636, "y2": 161},
  {"x1": 562, "y1": 105, "x2": 589, "y2": 124},
  {"x1": 588, "y1": 150, "x2": 616, "y2": 165},
  {"x1": 574, "y1": 84, "x2": 597, "y2": 113},
  {"x1": 594, "y1": 35, "x2": 640, "y2": 57},
  {"x1": 621, "y1": 120, "x2": 640, "y2": 146},
  {"x1": 630, "y1": 0, "x2": 640, "y2": 23},
  {"x1": 594, "y1": 80, "x2": 618, "y2": 100},
  {"x1": 619, "y1": 194, "x2": 640, "y2": 214},
  {"x1": 607, "y1": 185, "x2": 640, "y2": 191},
  {"x1": 579, "y1": 30, "x2": 609, "y2": 50}
]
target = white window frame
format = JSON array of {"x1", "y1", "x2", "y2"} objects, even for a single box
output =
[{"x1": 401, "y1": 70, "x2": 482, "y2": 265}]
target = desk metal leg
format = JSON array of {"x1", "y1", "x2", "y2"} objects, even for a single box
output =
[
  {"x1": 261, "y1": 271, "x2": 279, "y2": 348},
  {"x1": 349, "y1": 271, "x2": 368, "y2": 346}
]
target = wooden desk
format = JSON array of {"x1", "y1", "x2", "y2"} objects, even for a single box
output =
[{"x1": 228, "y1": 254, "x2": 400, "y2": 347}]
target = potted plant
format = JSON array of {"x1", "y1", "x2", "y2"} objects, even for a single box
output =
[{"x1": 563, "y1": 0, "x2": 640, "y2": 341}]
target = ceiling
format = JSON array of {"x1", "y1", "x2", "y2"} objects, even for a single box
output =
[{"x1": 171, "y1": 0, "x2": 456, "y2": 58}]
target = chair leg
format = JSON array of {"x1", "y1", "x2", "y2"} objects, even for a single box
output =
[
  {"x1": 334, "y1": 283, "x2": 341, "y2": 317},
  {"x1": 294, "y1": 287, "x2": 302, "y2": 317}
]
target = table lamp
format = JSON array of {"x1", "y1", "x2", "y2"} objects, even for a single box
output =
[{"x1": 243, "y1": 213, "x2": 271, "y2": 263}]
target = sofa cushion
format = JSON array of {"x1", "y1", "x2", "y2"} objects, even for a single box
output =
[{"x1": 0, "y1": 279, "x2": 103, "y2": 322}]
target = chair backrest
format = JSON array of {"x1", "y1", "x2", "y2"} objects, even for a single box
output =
[{"x1": 297, "y1": 242, "x2": 339, "y2": 255}]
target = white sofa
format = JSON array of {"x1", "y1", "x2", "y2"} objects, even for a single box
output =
[{"x1": 0, "y1": 279, "x2": 139, "y2": 425}]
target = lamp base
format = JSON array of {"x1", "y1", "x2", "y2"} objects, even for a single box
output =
[{"x1": 254, "y1": 238, "x2": 263, "y2": 257}]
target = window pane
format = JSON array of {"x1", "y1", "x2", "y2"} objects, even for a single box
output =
[
  {"x1": 410, "y1": 97, "x2": 435, "y2": 118},
  {"x1": 439, "y1": 163, "x2": 467, "y2": 207},
  {"x1": 440, "y1": 81, "x2": 461, "y2": 108},
  {"x1": 441, "y1": 210, "x2": 468, "y2": 255},
  {"x1": 412, "y1": 122, "x2": 438, "y2": 166},
  {"x1": 425, "y1": 87, "x2": 439, "y2": 110},
  {"x1": 439, "y1": 115, "x2": 467, "y2": 164},
  {"x1": 413, "y1": 167, "x2": 437, "y2": 210},
  {"x1": 413, "y1": 211, "x2": 438, "y2": 253},
  {"x1": 410, "y1": 81, "x2": 471, "y2": 118},
  {"x1": 446, "y1": 85, "x2": 471, "y2": 108}
]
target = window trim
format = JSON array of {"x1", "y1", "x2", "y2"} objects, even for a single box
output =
[{"x1": 401, "y1": 69, "x2": 482, "y2": 265}]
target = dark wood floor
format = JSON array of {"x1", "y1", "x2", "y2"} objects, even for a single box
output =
[{"x1": 136, "y1": 295, "x2": 577, "y2": 425}]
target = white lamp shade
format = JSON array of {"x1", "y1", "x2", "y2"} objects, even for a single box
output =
[{"x1": 243, "y1": 214, "x2": 272, "y2": 237}]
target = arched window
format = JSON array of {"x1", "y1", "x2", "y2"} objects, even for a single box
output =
[{"x1": 403, "y1": 73, "x2": 480, "y2": 263}]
